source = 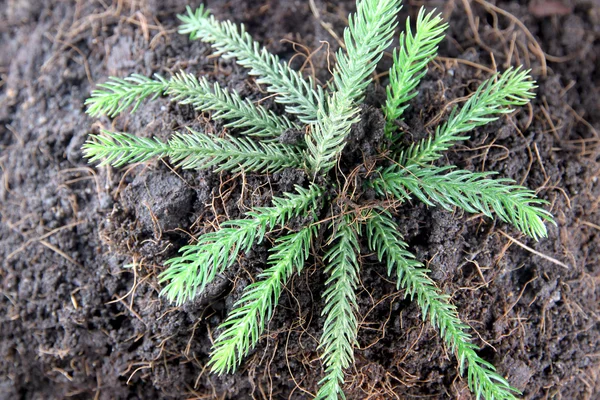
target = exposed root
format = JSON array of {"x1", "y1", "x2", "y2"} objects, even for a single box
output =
[{"x1": 497, "y1": 230, "x2": 570, "y2": 269}]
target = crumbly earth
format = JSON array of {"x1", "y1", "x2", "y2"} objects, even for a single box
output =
[{"x1": 1, "y1": 0, "x2": 599, "y2": 399}]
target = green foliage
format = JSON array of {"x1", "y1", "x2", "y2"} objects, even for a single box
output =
[
  {"x1": 83, "y1": 130, "x2": 169, "y2": 167},
  {"x1": 209, "y1": 225, "x2": 316, "y2": 374},
  {"x1": 160, "y1": 185, "x2": 322, "y2": 305},
  {"x1": 179, "y1": 5, "x2": 323, "y2": 124},
  {"x1": 370, "y1": 164, "x2": 553, "y2": 240},
  {"x1": 167, "y1": 71, "x2": 298, "y2": 138},
  {"x1": 84, "y1": 71, "x2": 295, "y2": 138},
  {"x1": 165, "y1": 129, "x2": 301, "y2": 173},
  {"x1": 305, "y1": 0, "x2": 402, "y2": 175},
  {"x1": 316, "y1": 215, "x2": 361, "y2": 400},
  {"x1": 84, "y1": 1, "x2": 555, "y2": 399},
  {"x1": 398, "y1": 67, "x2": 536, "y2": 166},
  {"x1": 365, "y1": 210, "x2": 520, "y2": 400},
  {"x1": 84, "y1": 129, "x2": 303, "y2": 173},
  {"x1": 384, "y1": 9, "x2": 448, "y2": 138},
  {"x1": 86, "y1": 74, "x2": 168, "y2": 117}
]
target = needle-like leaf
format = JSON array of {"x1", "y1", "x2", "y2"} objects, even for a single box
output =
[
  {"x1": 315, "y1": 214, "x2": 361, "y2": 400},
  {"x1": 384, "y1": 9, "x2": 448, "y2": 138},
  {"x1": 366, "y1": 210, "x2": 520, "y2": 400},
  {"x1": 179, "y1": 5, "x2": 323, "y2": 124},
  {"x1": 159, "y1": 185, "x2": 323, "y2": 305},
  {"x1": 209, "y1": 225, "x2": 316, "y2": 374}
]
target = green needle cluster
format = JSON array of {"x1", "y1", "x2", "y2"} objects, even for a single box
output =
[
  {"x1": 179, "y1": 5, "x2": 323, "y2": 124},
  {"x1": 305, "y1": 0, "x2": 402, "y2": 175},
  {"x1": 84, "y1": 129, "x2": 302, "y2": 172},
  {"x1": 83, "y1": 1, "x2": 554, "y2": 399},
  {"x1": 316, "y1": 215, "x2": 361, "y2": 399},
  {"x1": 209, "y1": 225, "x2": 316, "y2": 374},
  {"x1": 384, "y1": 10, "x2": 448, "y2": 137}
]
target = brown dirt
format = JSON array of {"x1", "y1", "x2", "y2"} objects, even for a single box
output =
[{"x1": 1, "y1": 0, "x2": 598, "y2": 399}]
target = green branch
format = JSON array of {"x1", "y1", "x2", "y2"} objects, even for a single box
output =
[
  {"x1": 86, "y1": 72, "x2": 295, "y2": 138},
  {"x1": 167, "y1": 72, "x2": 299, "y2": 138},
  {"x1": 160, "y1": 185, "x2": 323, "y2": 305},
  {"x1": 398, "y1": 67, "x2": 536, "y2": 166},
  {"x1": 365, "y1": 210, "x2": 520, "y2": 400},
  {"x1": 83, "y1": 130, "x2": 169, "y2": 168},
  {"x1": 315, "y1": 214, "x2": 361, "y2": 400},
  {"x1": 85, "y1": 74, "x2": 168, "y2": 117},
  {"x1": 83, "y1": 129, "x2": 303, "y2": 173},
  {"x1": 306, "y1": 0, "x2": 403, "y2": 176},
  {"x1": 369, "y1": 164, "x2": 553, "y2": 240},
  {"x1": 209, "y1": 225, "x2": 316, "y2": 374},
  {"x1": 179, "y1": 5, "x2": 323, "y2": 124},
  {"x1": 167, "y1": 129, "x2": 302, "y2": 173},
  {"x1": 384, "y1": 9, "x2": 447, "y2": 138}
]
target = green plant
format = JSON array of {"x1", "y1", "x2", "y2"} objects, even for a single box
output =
[{"x1": 83, "y1": 1, "x2": 554, "y2": 399}]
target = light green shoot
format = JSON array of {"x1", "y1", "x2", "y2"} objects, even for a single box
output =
[
  {"x1": 316, "y1": 215, "x2": 361, "y2": 400},
  {"x1": 305, "y1": 0, "x2": 402, "y2": 175},
  {"x1": 179, "y1": 5, "x2": 323, "y2": 124},
  {"x1": 86, "y1": 74, "x2": 168, "y2": 117},
  {"x1": 209, "y1": 225, "x2": 316, "y2": 374},
  {"x1": 85, "y1": 71, "x2": 296, "y2": 139},
  {"x1": 369, "y1": 164, "x2": 554, "y2": 240},
  {"x1": 366, "y1": 210, "x2": 520, "y2": 400},
  {"x1": 159, "y1": 185, "x2": 322, "y2": 305},
  {"x1": 398, "y1": 67, "x2": 536, "y2": 167},
  {"x1": 384, "y1": 9, "x2": 448, "y2": 138},
  {"x1": 83, "y1": 129, "x2": 303, "y2": 173},
  {"x1": 167, "y1": 72, "x2": 299, "y2": 138}
]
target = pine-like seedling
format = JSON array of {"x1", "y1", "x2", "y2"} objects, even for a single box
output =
[{"x1": 84, "y1": 1, "x2": 555, "y2": 399}]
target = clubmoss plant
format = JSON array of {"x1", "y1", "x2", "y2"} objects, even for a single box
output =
[{"x1": 83, "y1": 1, "x2": 554, "y2": 399}]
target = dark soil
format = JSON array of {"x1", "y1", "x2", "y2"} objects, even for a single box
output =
[{"x1": 1, "y1": 0, "x2": 599, "y2": 399}]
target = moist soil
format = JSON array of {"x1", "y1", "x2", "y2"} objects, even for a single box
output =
[{"x1": 1, "y1": 0, "x2": 599, "y2": 399}]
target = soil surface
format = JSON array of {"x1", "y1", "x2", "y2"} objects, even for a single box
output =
[{"x1": 1, "y1": 0, "x2": 599, "y2": 399}]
